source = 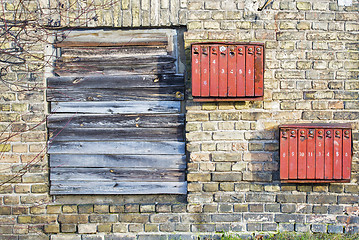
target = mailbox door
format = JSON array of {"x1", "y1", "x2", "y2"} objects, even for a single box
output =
[
  {"x1": 316, "y1": 129, "x2": 325, "y2": 179},
  {"x1": 343, "y1": 130, "x2": 351, "y2": 180},
  {"x1": 192, "y1": 45, "x2": 201, "y2": 96},
  {"x1": 298, "y1": 129, "x2": 307, "y2": 179},
  {"x1": 280, "y1": 129, "x2": 289, "y2": 180},
  {"x1": 200, "y1": 46, "x2": 210, "y2": 97},
  {"x1": 254, "y1": 45, "x2": 264, "y2": 97},
  {"x1": 288, "y1": 129, "x2": 298, "y2": 179},
  {"x1": 236, "y1": 46, "x2": 246, "y2": 97},
  {"x1": 210, "y1": 45, "x2": 219, "y2": 97},
  {"x1": 245, "y1": 46, "x2": 255, "y2": 96},
  {"x1": 306, "y1": 129, "x2": 316, "y2": 179},
  {"x1": 333, "y1": 129, "x2": 343, "y2": 179},
  {"x1": 325, "y1": 129, "x2": 334, "y2": 179},
  {"x1": 218, "y1": 45, "x2": 228, "y2": 97},
  {"x1": 228, "y1": 46, "x2": 237, "y2": 96}
]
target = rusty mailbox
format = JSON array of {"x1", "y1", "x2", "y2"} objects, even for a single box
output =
[
  {"x1": 279, "y1": 123, "x2": 352, "y2": 183},
  {"x1": 191, "y1": 42, "x2": 264, "y2": 101}
]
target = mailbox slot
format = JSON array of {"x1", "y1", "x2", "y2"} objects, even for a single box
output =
[
  {"x1": 279, "y1": 123, "x2": 352, "y2": 183},
  {"x1": 191, "y1": 42, "x2": 264, "y2": 101}
]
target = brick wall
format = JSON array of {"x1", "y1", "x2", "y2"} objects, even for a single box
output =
[{"x1": 0, "y1": 0, "x2": 359, "y2": 239}]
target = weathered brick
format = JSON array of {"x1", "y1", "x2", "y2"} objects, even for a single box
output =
[
  {"x1": 78, "y1": 205, "x2": 94, "y2": 214},
  {"x1": 112, "y1": 223, "x2": 127, "y2": 233},
  {"x1": 89, "y1": 214, "x2": 117, "y2": 223},
  {"x1": 60, "y1": 224, "x2": 77, "y2": 233},
  {"x1": 302, "y1": 111, "x2": 332, "y2": 120},
  {"x1": 140, "y1": 204, "x2": 155, "y2": 213},
  {"x1": 124, "y1": 204, "x2": 139, "y2": 213},
  {"x1": 338, "y1": 195, "x2": 359, "y2": 204},
  {"x1": 275, "y1": 214, "x2": 305, "y2": 223},
  {"x1": 97, "y1": 223, "x2": 111, "y2": 232},
  {"x1": 307, "y1": 195, "x2": 337, "y2": 204},
  {"x1": 279, "y1": 223, "x2": 294, "y2": 231},
  {"x1": 212, "y1": 172, "x2": 242, "y2": 182},
  {"x1": 187, "y1": 173, "x2": 211, "y2": 182},
  {"x1": 58, "y1": 215, "x2": 88, "y2": 224},
  {"x1": 297, "y1": 2, "x2": 311, "y2": 10},
  {"x1": 311, "y1": 224, "x2": 327, "y2": 233},
  {"x1": 78, "y1": 223, "x2": 97, "y2": 234},
  {"x1": 246, "y1": 193, "x2": 275, "y2": 203},
  {"x1": 212, "y1": 153, "x2": 241, "y2": 162},
  {"x1": 328, "y1": 225, "x2": 344, "y2": 234},
  {"x1": 295, "y1": 223, "x2": 311, "y2": 232},
  {"x1": 313, "y1": 206, "x2": 328, "y2": 214},
  {"x1": 243, "y1": 172, "x2": 272, "y2": 182}
]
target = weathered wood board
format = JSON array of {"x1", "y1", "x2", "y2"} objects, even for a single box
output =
[
  {"x1": 47, "y1": 74, "x2": 185, "y2": 89},
  {"x1": 49, "y1": 127, "x2": 184, "y2": 141},
  {"x1": 47, "y1": 114, "x2": 185, "y2": 129},
  {"x1": 47, "y1": 87, "x2": 184, "y2": 101},
  {"x1": 57, "y1": 54, "x2": 176, "y2": 64},
  {"x1": 50, "y1": 181, "x2": 187, "y2": 195},
  {"x1": 51, "y1": 101, "x2": 181, "y2": 114},
  {"x1": 54, "y1": 62, "x2": 176, "y2": 76},
  {"x1": 60, "y1": 46, "x2": 168, "y2": 57},
  {"x1": 49, "y1": 154, "x2": 186, "y2": 169},
  {"x1": 51, "y1": 168, "x2": 185, "y2": 182},
  {"x1": 48, "y1": 141, "x2": 185, "y2": 154},
  {"x1": 55, "y1": 30, "x2": 169, "y2": 47}
]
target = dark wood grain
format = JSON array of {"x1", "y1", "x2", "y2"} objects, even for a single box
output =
[
  {"x1": 49, "y1": 154, "x2": 186, "y2": 169},
  {"x1": 50, "y1": 168, "x2": 185, "y2": 182},
  {"x1": 55, "y1": 41, "x2": 168, "y2": 47},
  {"x1": 46, "y1": 87, "x2": 184, "y2": 101},
  {"x1": 49, "y1": 127, "x2": 184, "y2": 141},
  {"x1": 50, "y1": 101, "x2": 181, "y2": 114},
  {"x1": 47, "y1": 113, "x2": 185, "y2": 129},
  {"x1": 48, "y1": 141, "x2": 185, "y2": 154},
  {"x1": 47, "y1": 74, "x2": 185, "y2": 89},
  {"x1": 57, "y1": 55, "x2": 176, "y2": 64},
  {"x1": 61, "y1": 46, "x2": 168, "y2": 57},
  {"x1": 54, "y1": 62, "x2": 176, "y2": 76},
  {"x1": 50, "y1": 181, "x2": 187, "y2": 195}
]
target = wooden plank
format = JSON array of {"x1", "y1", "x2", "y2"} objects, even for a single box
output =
[
  {"x1": 49, "y1": 154, "x2": 186, "y2": 169},
  {"x1": 48, "y1": 141, "x2": 185, "y2": 154},
  {"x1": 55, "y1": 30, "x2": 168, "y2": 47},
  {"x1": 47, "y1": 74, "x2": 185, "y2": 89},
  {"x1": 47, "y1": 113, "x2": 185, "y2": 129},
  {"x1": 53, "y1": 64, "x2": 176, "y2": 76},
  {"x1": 56, "y1": 55, "x2": 176, "y2": 64},
  {"x1": 50, "y1": 181, "x2": 187, "y2": 195},
  {"x1": 50, "y1": 101, "x2": 181, "y2": 114},
  {"x1": 54, "y1": 61, "x2": 176, "y2": 76},
  {"x1": 49, "y1": 127, "x2": 185, "y2": 141},
  {"x1": 50, "y1": 168, "x2": 185, "y2": 182},
  {"x1": 60, "y1": 46, "x2": 168, "y2": 57},
  {"x1": 55, "y1": 41, "x2": 167, "y2": 48},
  {"x1": 46, "y1": 87, "x2": 184, "y2": 101}
]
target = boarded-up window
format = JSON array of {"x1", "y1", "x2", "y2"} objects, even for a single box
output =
[{"x1": 47, "y1": 29, "x2": 186, "y2": 195}]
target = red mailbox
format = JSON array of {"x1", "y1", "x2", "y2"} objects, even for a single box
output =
[
  {"x1": 191, "y1": 42, "x2": 264, "y2": 101},
  {"x1": 279, "y1": 123, "x2": 352, "y2": 183}
]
